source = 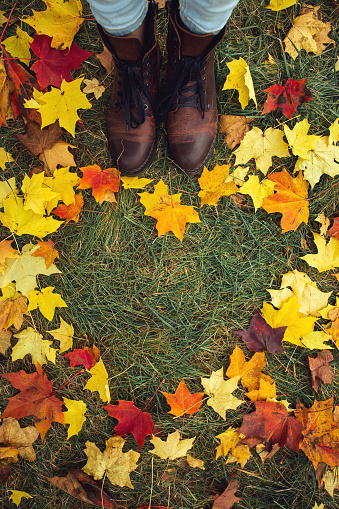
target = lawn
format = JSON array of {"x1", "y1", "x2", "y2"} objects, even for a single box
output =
[{"x1": 0, "y1": 0, "x2": 339, "y2": 508}]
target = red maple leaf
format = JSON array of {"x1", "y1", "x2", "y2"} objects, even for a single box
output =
[
  {"x1": 103, "y1": 400, "x2": 153, "y2": 450},
  {"x1": 328, "y1": 217, "x2": 339, "y2": 239},
  {"x1": 30, "y1": 34, "x2": 93, "y2": 89},
  {"x1": 78, "y1": 165, "x2": 120, "y2": 203},
  {"x1": 238, "y1": 401, "x2": 303, "y2": 453},
  {"x1": 2, "y1": 49, "x2": 41, "y2": 124},
  {"x1": 262, "y1": 79, "x2": 313, "y2": 119},
  {"x1": 53, "y1": 192, "x2": 84, "y2": 224},
  {"x1": 0, "y1": 364, "x2": 64, "y2": 441},
  {"x1": 234, "y1": 310, "x2": 286, "y2": 354},
  {"x1": 64, "y1": 346, "x2": 100, "y2": 370}
]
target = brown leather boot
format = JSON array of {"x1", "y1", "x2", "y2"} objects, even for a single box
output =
[
  {"x1": 158, "y1": 0, "x2": 226, "y2": 175},
  {"x1": 97, "y1": 1, "x2": 159, "y2": 176}
]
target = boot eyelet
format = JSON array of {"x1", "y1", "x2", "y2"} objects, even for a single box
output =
[
  {"x1": 203, "y1": 90, "x2": 206, "y2": 94},
  {"x1": 144, "y1": 104, "x2": 148, "y2": 110}
]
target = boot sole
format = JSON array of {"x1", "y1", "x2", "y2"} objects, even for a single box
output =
[{"x1": 168, "y1": 130, "x2": 218, "y2": 177}]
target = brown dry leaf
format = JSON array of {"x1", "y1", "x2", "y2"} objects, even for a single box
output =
[
  {"x1": 0, "y1": 240, "x2": 18, "y2": 274},
  {"x1": 308, "y1": 350, "x2": 334, "y2": 392},
  {"x1": 15, "y1": 121, "x2": 62, "y2": 157},
  {"x1": 0, "y1": 58, "x2": 13, "y2": 128},
  {"x1": 0, "y1": 329, "x2": 12, "y2": 355},
  {"x1": 256, "y1": 443, "x2": 280, "y2": 462},
  {"x1": 83, "y1": 78, "x2": 105, "y2": 100},
  {"x1": 315, "y1": 212, "x2": 330, "y2": 236},
  {"x1": 96, "y1": 45, "x2": 114, "y2": 73},
  {"x1": 212, "y1": 478, "x2": 241, "y2": 509},
  {"x1": 39, "y1": 139, "x2": 76, "y2": 174},
  {"x1": 0, "y1": 418, "x2": 39, "y2": 462},
  {"x1": 0, "y1": 294, "x2": 28, "y2": 330},
  {"x1": 219, "y1": 115, "x2": 253, "y2": 150}
]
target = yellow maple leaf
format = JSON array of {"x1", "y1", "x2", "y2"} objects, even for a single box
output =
[
  {"x1": 294, "y1": 136, "x2": 339, "y2": 188},
  {"x1": 284, "y1": 6, "x2": 334, "y2": 60},
  {"x1": 261, "y1": 296, "x2": 317, "y2": 347},
  {"x1": 233, "y1": 127, "x2": 290, "y2": 175},
  {"x1": 83, "y1": 436, "x2": 139, "y2": 488},
  {"x1": 301, "y1": 232, "x2": 339, "y2": 272},
  {"x1": 0, "y1": 11, "x2": 7, "y2": 27},
  {"x1": 0, "y1": 243, "x2": 61, "y2": 297},
  {"x1": 121, "y1": 176, "x2": 154, "y2": 189},
  {"x1": 84, "y1": 358, "x2": 110, "y2": 403},
  {"x1": 9, "y1": 491, "x2": 32, "y2": 506},
  {"x1": 246, "y1": 378, "x2": 276, "y2": 401},
  {"x1": 186, "y1": 454, "x2": 205, "y2": 469},
  {"x1": 0, "y1": 177, "x2": 18, "y2": 208},
  {"x1": 216, "y1": 427, "x2": 251, "y2": 468},
  {"x1": 0, "y1": 195, "x2": 63, "y2": 238},
  {"x1": 329, "y1": 119, "x2": 339, "y2": 145},
  {"x1": 48, "y1": 317, "x2": 74, "y2": 353},
  {"x1": 2, "y1": 27, "x2": 33, "y2": 64},
  {"x1": 284, "y1": 119, "x2": 320, "y2": 160},
  {"x1": 44, "y1": 166, "x2": 79, "y2": 213},
  {"x1": 25, "y1": 79, "x2": 91, "y2": 137},
  {"x1": 222, "y1": 57, "x2": 257, "y2": 109},
  {"x1": 28, "y1": 286, "x2": 67, "y2": 321},
  {"x1": 22, "y1": 173, "x2": 60, "y2": 215},
  {"x1": 301, "y1": 331, "x2": 333, "y2": 350},
  {"x1": 238, "y1": 175, "x2": 276, "y2": 211},
  {"x1": 40, "y1": 140, "x2": 76, "y2": 174},
  {"x1": 198, "y1": 165, "x2": 239, "y2": 207},
  {"x1": 22, "y1": 0, "x2": 83, "y2": 50},
  {"x1": 149, "y1": 431, "x2": 195, "y2": 460},
  {"x1": 200, "y1": 369, "x2": 244, "y2": 419},
  {"x1": 266, "y1": 0, "x2": 297, "y2": 10},
  {"x1": 0, "y1": 240, "x2": 18, "y2": 275},
  {"x1": 138, "y1": 179, "x2": 181, "y2": 215},
  {"x1": 12, "y1": 326, "x2": 57, "y2": 366},
  {"x1": 226, "y1": 346, "x2": 272, "y2": 391},
  {"x1": 63, "y1": 398, "x2": 87, "y2": 439},
  {"x1": 0, "y1": 147, "x2": 14, "y2": 170},
  {"x1": 150, "y1": 201, "x2": 201, "y2": 242}
]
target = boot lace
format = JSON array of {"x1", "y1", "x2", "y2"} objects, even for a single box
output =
[
  {"x1": 115, "y1": 55, "x2": 154, "y2": 131},
  {"x1": 157, "y1": 55, "x2": 207, "y2": 118}
]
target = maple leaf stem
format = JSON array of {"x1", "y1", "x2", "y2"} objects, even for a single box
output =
[
  {"x1": 0, "y1": 0, "x2": 19, "y2": 46},
  {"x1": 273, "y1": 354, "x2": 289, "y2": 375},
  {"x1": 308, "y1": 180, "x2": 339, "y2": 201},
  {"x1": 48, "y1": 369, "x2": 84, "y2": 397},
  {"x1": 142, "y1": 379, "x2": 165, "y2": 411},
  {"x1": 86, "y1": 149, "x2": 103, "y2": 170},
  {"x1": 81, "y1": 209, "x2": 108, "y2": 215}
]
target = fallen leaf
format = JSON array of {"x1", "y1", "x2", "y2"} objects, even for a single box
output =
[
  {"x1": 0, "y1": 147, "x2": 14, "y2": 170},
  {"x1": 2, "y1": 27, "x2": 33, "y2": 64},
  {"x1": 198, "y1": 164, "x2": 239, "y2": 206},
  {"x1": 23, "y1": 0, "x2": 84, "y2": 50},
  {"x1": 82, "y1": 436, "x2": 139, "y2": 488},
  {"x1": 161, "y1": 379, "x2": 204, "y2": 417},
  {"x1": 212, "y1": 478, "x2": 241, "y2": 509},
  {"x1": 32, "y1": 239, "x2": 59, "y2": 269},
  {"x1": 222, "y1": 57, "x2": 257, "y2": 109},
  {"x1": 22, "y1": 172, "x2": 60, "y2": 215},
  {"x1": 15, "y1": 121, "x2": 62, "y2": 157},
  {"x1": 246, "y1": 377, "x2": 277, "y2": 402},
  {"x1": 233, "y1": 126, "x2": 290, "y2": 175},
  {"x1": 31, "y1": 34, "x2": 93, "y2": 88},
  {"x1": 266, "y1": 0, "x2": 297, "y2": 10},
  {"x1": 53, "y1": 192, "x2": 84, "y2": 223},
  {"x1": 39, "y1": 140, "x2": 76, "y2": 174},
  {"x1": 9, "y1": 491, "x2": 32, "y2": 506},
  {"x1": 328, "y1": 217, "x2": 339, "y2": 239},
  {"x1": 284, "y1": 6, "x2": 334, "y2": 60},
  {"x1": 295, "y1": 397, "x2": 339, "y2": 469},
  {"x1": 0, "y1": 286, "x2": 28, "y2": 330},
  {"x1": 321, "y1": 467, "x2": 339, "y2": 497},
  {"x1": 44, "y1": 166, "x2": 80, "y2": 213},
  {"x1": 103, "y1": 400, "x2": 153, "y2": 450},
  {"x1": 0, "y1": 239, "x2": 19, "y2": 273},
  {"x1": 186, "y1": 454, "x2": 205, "y2": 469},
  {"x1": 315, "y1": 213, "x2": 330, "y2": 236},
  {"x1": 78, "y1": 165, "x2": 120, "y2": 204},
  {"x1": 1, "y1": 364, "x2": 64, "y2": 441},
  {"x1": 262, "y1": 79, "x2": 312, "y2": 119},
  {"x1": 0, "y1": 418, "x2": 39, "y2": 462},
  {"x1": 84, "y1": 358, "x2": 110, "y2": 403},
  {"x1": 294, "y1": 136, "x2": 339, "y2": 188},
  {"x1": 226, "y1": 345, "x2": 273, "y2": 391},
  {"x1": 0, "y1": 11, "x2": 7, "y2": 27},
  {"x1": 138, "y1": 179, "x2": 181, "y2": 215},
  {"x1": 201, "y1": 369, "x2": 244, "y2": 419},
  {"x1": 262, "y1": 169, "x2": 309, "y2": 233},
  {"x1": 64, "y1": 345, "x2": 100, "y2": 369},
  {"x1": 96, "y1": 45, "x2": 114, "y2": 73},
  {"x1": 28, "y1": 286, "x2": 67, "y2": 321},
  {"x1": 150, "y1": 200, "x2": 201, "y2": 242},
  {"x1": 219, "y1": 115, "x2": 253, "y2": 150},
  {"x1": 234, "y1": 310, "x2": 286, "y2": 354},
  {"x1": 63, "y1": 398, "x2": 87, "y2": 438},
  {"x1": 239, "y1": 400, "x2": 303, "y2": 453},
  {"x1": 308, "y1": 350, "x2": 333, "y2": 392},
  {"x1": 329, "y1": 118, "x2": 339, "y2": 145},
  {"x1": 149, "y1": 430, "x2": 195, "y2": 460},
  {"x1": 238, "y1": 175, "x2": 276, "y2": 211},
  {"x1": 121, "y1": 176, "x2": 154, "y2": 189},
  {"x1": 216, "y1": 427, "x2": 251, "y2": 468},
  {"x1": 25, "y1": 78, "x2": 92, "y2": 137},
  {"x1": 284, "y1": 118, "x2": 320, "y2": 160},
  {"x1": 301, "y1": 232, "x2": 339, "y2": 272},
  {"x1": 0, "y1": 58, "x2": 12, "y2": 128},
  {"x1": 256, "y1": 442, "x2": 280, "y2": 462},
  {"x1": 0, "y1": 329, "x2": 12, "y2": 355},
  {"x1": 48, "y1": 317, "x2": 74, "y2": 353},
  {"x1": 11, "y1": 326, "x2": 57, "y2": 366},
  {"x1": 83, "y1": 78, "x2": 105, "y2": 99},
  {"x1": 301, "y1": 331, "x2": 333, "y2": 350}
]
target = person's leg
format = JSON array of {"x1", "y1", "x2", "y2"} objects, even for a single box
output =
[
  {"x1": 179, "y1": 0, "x2": 240, "y2": 35},
  {"x1": 162, "y1": 0, "x2": 240, "y2": 175},
  {"x1": 87, "y1": 0, "x2": 159, "y2": 176}
]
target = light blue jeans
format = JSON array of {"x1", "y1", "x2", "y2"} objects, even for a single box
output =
[{"x1": 87, "y1": 0, "x2": 240, "y2": 35}]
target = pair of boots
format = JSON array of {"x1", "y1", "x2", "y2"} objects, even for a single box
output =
[{"x1": 98, "y1": 0, "x2": 225, "y2": 177}]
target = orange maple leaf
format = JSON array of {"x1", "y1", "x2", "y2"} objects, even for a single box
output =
[
  {"x1": 262, "y1": 169, "x2": 309, "y2": 233},
  {"x1": 150, "y1": 201, "x2": 201, "y2": 242},
  {"x1": 78, "y1": 165, "x2": 120, "y2": 203},
  {"x1": 226, "y1": 345, "x2": 273, "y2": 392},
  {"x1": 53, "y1": 192, "x2": 84, "y2": 224},
  {"x1": 295, "y1": 397, "x2": 339, "y2": 469},
  {"x1": 32, "y1": 239, "x2": 59, "y2": 269},
  {"x1": 161, "y1": 379, "x2": 204, "y2": 417}
]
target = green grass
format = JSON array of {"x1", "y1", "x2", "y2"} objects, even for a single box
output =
[{"x1": 0, "y1": 0, "x2": 339, "y2": 508}]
